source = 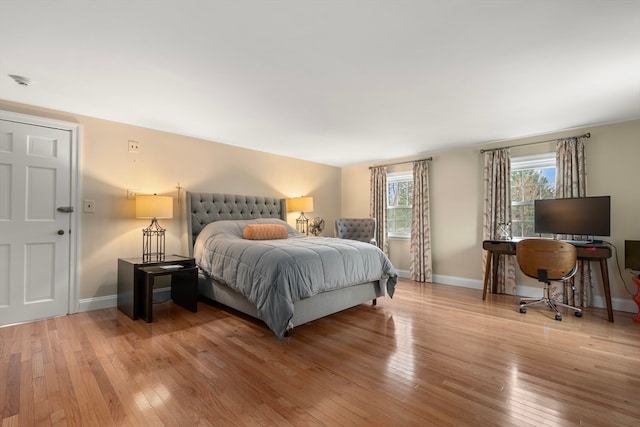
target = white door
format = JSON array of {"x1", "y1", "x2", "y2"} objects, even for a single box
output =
[{"x1": 0, "y1": 118, "x2": 73, "y2": 325}]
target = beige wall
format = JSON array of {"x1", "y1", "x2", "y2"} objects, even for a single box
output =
[
  {"x1": 342, "y1": 119, "x2": 640, "y2": 310},
  {"x1": 1, "y1": 100, "x2": 341, "y2": 301},
  {"x1": 3, "y1": 98, "x2": 639, "y2": 312}
]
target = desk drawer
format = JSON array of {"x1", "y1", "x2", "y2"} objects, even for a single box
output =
[
  {"x1": 482, "y1": 241, "x2": 516, "y2": 253},
  {"x1": 576, "y1": 246, "x2": 611, "y2": 259}
]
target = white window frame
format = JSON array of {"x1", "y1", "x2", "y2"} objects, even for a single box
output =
[
  {"x1": 387, "y1": 171, "x2": 413, "y2": 239},
  {"x1": 510, "y1": 153, "x2": 556, "y2": 238}
]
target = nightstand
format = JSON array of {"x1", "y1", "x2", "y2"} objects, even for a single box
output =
[{"x1": 117, "y1": 255, "x2": 198, "y2": 322}]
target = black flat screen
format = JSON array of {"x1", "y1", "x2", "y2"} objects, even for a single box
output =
[{"x1": 534, "y1": 196, "x2": 611, "y2": 236}]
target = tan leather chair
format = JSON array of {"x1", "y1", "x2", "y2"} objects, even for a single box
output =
[{"x1": 516, "y1": 239, "x2": 582, "y2": 321}]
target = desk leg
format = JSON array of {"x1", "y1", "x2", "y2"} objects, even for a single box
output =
[
  {"x1": 598, "y1": 259, "x2": 614, "y2": 322},
  {"x1": 491, "y1": 253, "x2": 499, "y2": 296},
  {"x1": 483, "y1": 253, "x2": 492, "y2": 300}
]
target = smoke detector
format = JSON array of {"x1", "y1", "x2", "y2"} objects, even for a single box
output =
[{"x1": 9, "y1": 74, "x2": 32, "y2": 86}]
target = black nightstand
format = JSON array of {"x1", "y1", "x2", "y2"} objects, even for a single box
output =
[{"x1": 117, "y1": 255, "x2": 198, "y2": 322}]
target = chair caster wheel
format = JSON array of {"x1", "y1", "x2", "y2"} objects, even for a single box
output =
[
  {"x1": 519, "y1": 306, "x2": 526, "y2": 314},
  {"x1": 555, "y1": 314, "x2": 563, "y2": 321},
  {"x1": 575, "y1": 311, "x2": 583, "y2": 317}
]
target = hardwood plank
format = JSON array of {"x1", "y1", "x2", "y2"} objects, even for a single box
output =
[
  {"x1": 1, "y1": 279, "x2": 639, "y2": 426},
  {"x1": 1, "y1": 354, "x2": 19, "y2": 420},
  {"x1": 18, "y1": 353, "x2": 34, "y2": 427}
]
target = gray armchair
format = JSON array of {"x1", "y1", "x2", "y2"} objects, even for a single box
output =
[{"x1": 335, "y1": 218, "x2": 377, "y2": 245}]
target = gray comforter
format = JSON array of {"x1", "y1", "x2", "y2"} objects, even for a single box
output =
[{"x1": 193, "y1": 219, "x2": 397, "y2": 337}]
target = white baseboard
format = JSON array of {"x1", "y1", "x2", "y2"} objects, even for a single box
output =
[
  {"x1": 432, "y1": 274, "x2": 484, "y2": 290},
  {"x1": 78, "y1": 287, "x2": 171, "y2": 313},
  {"x1": 78, "y1": 294, "x2": 117, "y2": 312},
  {"x1": 593, "y1": 294, "x2": 636, "y2": 314},
  {"x1": 396, "y1": 269, "x2": 411, "y2": 279}
]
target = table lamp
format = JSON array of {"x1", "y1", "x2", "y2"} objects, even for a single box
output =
[
  {"x1": 136, "y1": 194, "x2": 173, "y2": 262},
  {"x1": 287, "y1": 196, "x2": 314, "y2": 235}
]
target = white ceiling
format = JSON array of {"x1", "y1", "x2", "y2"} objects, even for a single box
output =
[{"x1": 1, "y1": 1, "x2": 639, "y2": 167}]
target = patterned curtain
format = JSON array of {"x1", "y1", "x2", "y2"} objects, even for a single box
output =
[
  {"x1": 370, "y1": 166, "x2": 388, "y2": 254},
  {"x1": 410, "y1": 160, "x2": 432, "y2": 282},
  {"x1": 483, "y1": 149, "x2": 517, "y2": 294},
  {"x1": 554, "y1": 137, "x2": 593, "y2": 306}
]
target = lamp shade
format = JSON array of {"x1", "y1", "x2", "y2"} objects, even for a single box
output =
[
  {"x1": 136, "y1": 195, "x2": 173, "y2": 219},
  {"x1": 287, "y1": 196, "x2": 314, "y2": 213}
]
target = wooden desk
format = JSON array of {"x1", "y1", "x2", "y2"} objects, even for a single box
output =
[{"x1": 482, "y1": 239, "x2": 614, "y2": 322}]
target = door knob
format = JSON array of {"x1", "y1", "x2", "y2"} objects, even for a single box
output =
[
  {"x1": 57, "y1": 206, "x2": 74, "y2": 213},
  {"x1": 57, "y1": 230, "x2": 65, "y2": 235}
]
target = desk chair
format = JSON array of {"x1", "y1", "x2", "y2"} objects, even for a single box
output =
[
  {"x1": 335, "y1": 218, "x2": 377, "y2": 245},
  {"x1": 516, "y1": 239, "x2": 582, "y2": 321}
]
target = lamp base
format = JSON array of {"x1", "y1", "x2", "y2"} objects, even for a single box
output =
[
  {"x1": 142, "y1": 218, "x2": 166, "y2": 263},
  {"x1": 296, "y1": 212, "x2": 309, "y2": 235}
]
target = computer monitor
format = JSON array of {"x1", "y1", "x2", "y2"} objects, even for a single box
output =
[{"x1": 534, "y1": 196, "x2": 611, "y2": 236}]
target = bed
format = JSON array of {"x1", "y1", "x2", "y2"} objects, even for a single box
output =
[{"x1": 186, "y1": 192, "x2": 397, "y2": 337}]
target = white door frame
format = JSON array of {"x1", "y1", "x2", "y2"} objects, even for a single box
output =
[{"x1": 0, "y1": 110, "x2": 81, "y2": 314}]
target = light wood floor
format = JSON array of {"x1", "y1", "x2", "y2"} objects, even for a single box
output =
[{"x1": 2, "y1": 279, "x2": 639, "y2": 426}]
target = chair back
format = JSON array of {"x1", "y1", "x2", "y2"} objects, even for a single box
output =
[
  {"x1": 516, "y1": 239, "x2": 578, "y2": 282},
  {"x1": 335, "y1": 218, "x2": 376, "y2": 244}
]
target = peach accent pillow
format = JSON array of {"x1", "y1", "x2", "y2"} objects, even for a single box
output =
[{"x1": 243, "y1": 224, "x2": 289, "y2": 240}]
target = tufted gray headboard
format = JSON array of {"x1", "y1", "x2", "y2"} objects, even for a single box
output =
[{"x1": 186, "y1": 192, "x2": 287, "y2": 255}]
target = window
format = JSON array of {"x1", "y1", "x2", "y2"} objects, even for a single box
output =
[
  {"x1": 511, "y1": 153, "x2": 556, "y2": 237},
  {"x1": 387, "y1": 172, "x2": 413, "y2": 238}
]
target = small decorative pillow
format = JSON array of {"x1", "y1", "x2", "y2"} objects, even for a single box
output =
[{"x1": 243, "y1": 224, "x2": 289, "y2": 240}]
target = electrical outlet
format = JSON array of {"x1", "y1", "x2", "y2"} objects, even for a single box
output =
[
  {"x1": 83, "y1": 200, "x2": 95, "y2": 213},
  {"x1": 128, "y1": 140, "x2": 140, "y2": 153},
  {"x1": 127, "y1": 189, "x2": 138, "y2": 200}
]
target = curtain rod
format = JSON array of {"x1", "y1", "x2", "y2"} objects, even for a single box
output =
[
  {"x1": 480, "y1": 132, "x2": 590, "y2": 154},
  {"x1": 369, "y1": 156, "x2": 432, "y2": 169}
]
